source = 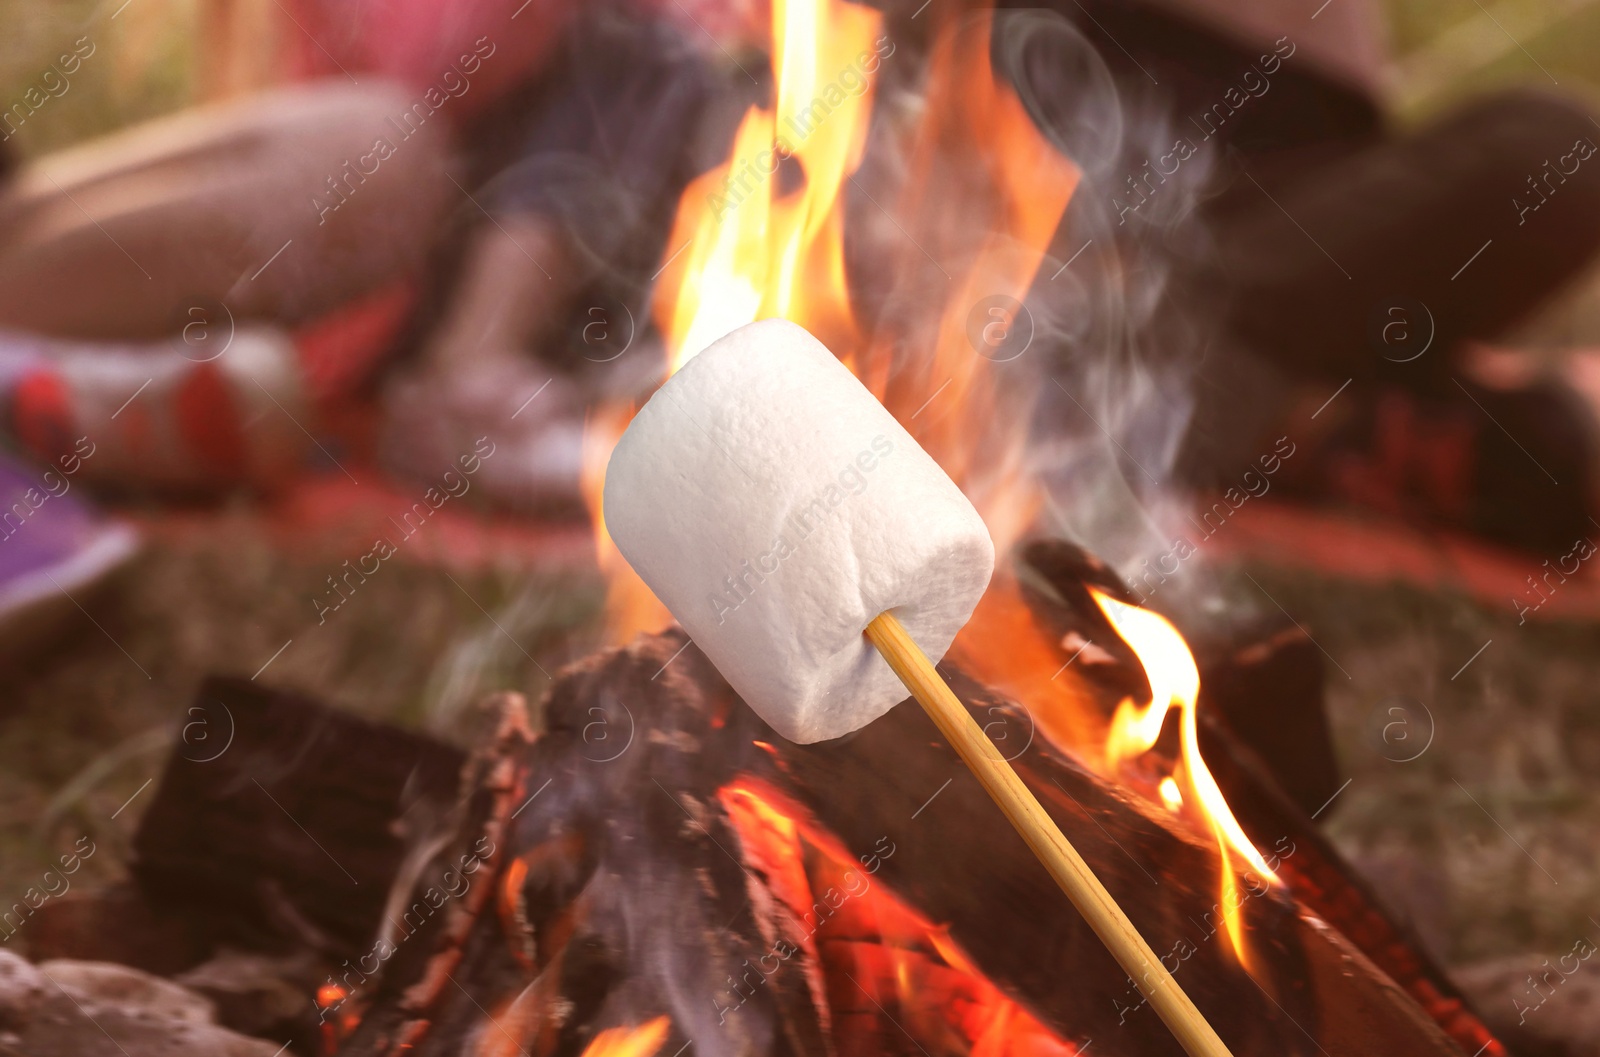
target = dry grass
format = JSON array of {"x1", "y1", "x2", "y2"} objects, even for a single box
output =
[
  {"x1": 1213, "y1": 567, "x2": 1600, "y2": 971},
  {"x1": 0, "y1": 522, "x2": 601, "y2": 910}
]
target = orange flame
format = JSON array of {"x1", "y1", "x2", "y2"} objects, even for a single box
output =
[
  {"x1": 316, "y1": 983, "x2": 351, "y2": 1053},
  {"x1": 581, "y1": 403, "x2": 671, "y2": 640},
  {"x1": 949, "y1": 571, "x2": 1107, "y2": 752},
  {"x1": 582, "y1": 0, "x2": 883, "y2": 643},
  {"x1": 1091, "y1": 588, "x2": 1278, "y2": 969},
  {"x1": 578, "y1": 1016, "x2": 671, "y2": 1057},
  {"x1": 584, "y1": 0, "x2": 1077, "y2": 641},
  {"x1": 864, "y1": 10, "x2": 1077, "y2": 546}
]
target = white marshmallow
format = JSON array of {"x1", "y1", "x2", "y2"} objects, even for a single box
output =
[{"x1": 603, "y1": 319, "x2": 994, "y2": 743}]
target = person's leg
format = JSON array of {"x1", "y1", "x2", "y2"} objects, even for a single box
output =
[
  {"x1": 1190, "y1": 91, "x2": 1600, "y2": 551},
  {"x1": 0, "y1": 79, "x2": 455, "y2": 340},
  {"x1": 5, "y1": 327, "x2": 313, "y2": 493},
  {"x1": 0, "y1": 80, "x2": 456, "y2": 493},
  {"x1": 1215, "y1": 90, "x2": 1600, "y2": 391},
  {"x1": 416, "y1": 214, "x2": 575, "y2": 377},
  {"x1": 381, "y1": 9, "x2": 733, "y2": 511},
  {"x1": 381, "y1": 212, "x2": 588, "y2": 512}
]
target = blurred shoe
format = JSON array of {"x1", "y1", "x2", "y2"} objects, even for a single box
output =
[
  {"x1": 1278, "y1": 370, "x2": 1598, "y2": 555},
  {"x1": 381, "y1": 357, "x2": 585, "y2": 515},
  {"x1": 1, "y1": 327, "x2": 311, "y2": 494},
  {"x1": 0, "y1": 448, "x2": 139, "y2": 658}
]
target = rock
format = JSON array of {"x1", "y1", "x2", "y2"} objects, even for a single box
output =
[
  {"x1": 174, "y1": 948, "x2": 319, "y2": 1039},
  {"x1": 2, "y1": 956, "x2": 283, "y2": 1057},
  {"x1": 1454, "y1": 953, "x2": 1600, "y2": 1057},
  {"x1": 39, "y1": 960, "x2": 216, "y2": 1024}
]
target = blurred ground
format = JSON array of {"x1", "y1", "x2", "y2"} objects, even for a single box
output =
[
  {"x1": 0, "y1": 523, "x2": 600, "y2": 893},
  {"x1": 1229, "y1": 568, "x2": 1600, "y2": 967}
]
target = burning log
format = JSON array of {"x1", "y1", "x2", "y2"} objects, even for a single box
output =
[
  {"x1": 1014, "y1": 541, "x2": 1503, "y2": 1057},
  {"x1": 129, "y1": 678, "x2": 467, "y2": 956},
  {"x1": 325, "y1": 570, "x2": 1479, "y2": 1056},
  {"x1": 63, "y1": 550, "x2": 1498, "y2": 1057}
]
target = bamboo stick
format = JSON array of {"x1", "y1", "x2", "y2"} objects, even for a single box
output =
[{"x1": 864, "y1": 610, "x2": 1234, "y2": 1057}]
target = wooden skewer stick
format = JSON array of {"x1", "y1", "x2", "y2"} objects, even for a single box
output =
[{"x1": 864, "y1": 611, "x2": 1234, "y2": 1057}]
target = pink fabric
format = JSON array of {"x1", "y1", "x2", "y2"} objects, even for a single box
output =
[
  {"x1": 283, "y1": 0, "x2": 578, "y2": 120},
  {"x1": 292, "y1": 280, "x2": 418, "y2": 403}
]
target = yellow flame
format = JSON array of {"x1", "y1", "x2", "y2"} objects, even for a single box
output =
[
  {"x1": 578, "y1": 1017, "x2": 671, "y2": 1057},
  {"x1": 578, "y1": 0, "x2": 1279, "y2": 996},
  {"x1": 582, "y1": 0, "x2": 884, "y2": 643},
  {"x1": 1091, "y1": 588, "x2": 1277, "y2": 969},
  {"x1": 591, "y1": 0, "x2": 1079, "y2": 648},
  {"x1": 654, "y1": 0, "x2": 881, "y2": 371}
]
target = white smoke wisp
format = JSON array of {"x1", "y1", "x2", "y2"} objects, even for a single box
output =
[{"x1": 995, "y1": 10, "x2": 1227, "y2": 597}]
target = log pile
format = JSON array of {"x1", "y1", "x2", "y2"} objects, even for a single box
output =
[{"x1": 25, "y1": 543, "x2": 1505, "y2": 1057}]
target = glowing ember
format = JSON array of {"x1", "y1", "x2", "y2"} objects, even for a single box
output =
[
  {"x1": 1091, "y1": 588, "x2": 1278, "y2": 969},
  {"x1": 316, "y1": 983, "x2": 351, "y2": 1052},
  {"x1": 720, "y1": 779, "x2": 1089, "y2": 1056},
  {"x1": 578, "y1": 1016, "x2": 671, "y2": 1057},
  {"x1": 1158, "y1": 776, "x2": 1183, "y2": 811}
]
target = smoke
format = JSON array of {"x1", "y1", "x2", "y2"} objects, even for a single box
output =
[{"x1": 994, "y1": 10, "x2": 1226, "y2": 591}]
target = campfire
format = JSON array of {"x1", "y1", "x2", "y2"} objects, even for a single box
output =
[
  {"x1": 12, "y1": 2, "x2": 1521, "y2": 1057},
  {"x1": 43, "y1": 540, "x2": 1500, "y2": 1057},
  {"x1": 522, "y1": 0, "x2": 1509, "y2": 1046},
  {"x1": 565, "y1": 0, "x2": 1358, "y2": 1048}
]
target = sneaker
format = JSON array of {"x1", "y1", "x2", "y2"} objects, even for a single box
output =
[
  {"x1": 1278, "y1": 372, "x2": 1598, "y2": 554},
  {"x1": 381, "y1": 359, "x2": 585, "y2": 515}
]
